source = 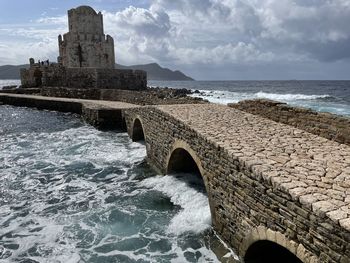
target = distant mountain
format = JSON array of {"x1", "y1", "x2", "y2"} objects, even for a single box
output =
[
  {"x1": 0, "y1": 63, "x2": 194, "y2": 81},
  {"x1": 0, "y1": 65, "x2": 29, "y2": 79},
  {"x1": 116, "y1": 63, "x2": 194, "y2": 81}
]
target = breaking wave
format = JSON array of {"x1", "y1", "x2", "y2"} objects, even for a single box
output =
[
  {"x1": 141, "y1": 174, "x2": 212, "y2": 235},
  {"x1": 190, "y1": 89, "x2": 350, "y2": 116},
  {"x1": 0, "y1": 105, "x2": 226, "y2": 263},
  {"x1": 191, "y1": 89, "x2": 333, "y2": 104},
  {"x1": 0, "y1": 79, "x2": 20, "y2": 89},
  {"x1": 255, "y1": 91, "x2": 332, "y2": 101}
]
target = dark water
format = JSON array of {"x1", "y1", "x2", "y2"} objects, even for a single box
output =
[
  {"x1": 1, "y1": 80, "x2": 349, "y2": 262},
  {"x1": 0, "y1": 105, "x2": 235, "y2": 262},
  {"x1": 149, "y1": 80, "x2": 350, "y2": 116}
]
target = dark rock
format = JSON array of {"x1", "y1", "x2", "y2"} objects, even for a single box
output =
[
  {"x1": 229, "y1": 99, "x2": 350, "y2": 146},
  {"x1": 2, "y1": 85, "x2": 17, "y2": 90}
]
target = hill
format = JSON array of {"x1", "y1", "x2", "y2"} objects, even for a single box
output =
[
  {"x1": 0, "y1": 63, "x2": 193, "y2": 81},
  {"x1": 116, "y1": 63, "x2": 193, "y2": 81},
  {"x1": 0, "y1": 65, "x2": 29, "y2": 79}
]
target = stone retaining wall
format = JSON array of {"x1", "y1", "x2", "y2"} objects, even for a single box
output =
[
  {"x1": 21, "y1": 65, "x2": 147, "y2": 90},
  {"x1": 0, "y1": 94, "x2": 135, "y2": 130},
  {"x1": 229, "y1": 99, "x2": 350, "y2": 146},
  {"x1": 0, "y1": 88, "x2": 41, "y2": 95},
  {"x1": 123, "y1": 106, "x2": 350, "y2": 263},
  {"x1": 0, "y1": 93, "x2": 82, "y2": 113},
  {"x1": 41, "y1": 87, "x2": 100, "y2": 100}
]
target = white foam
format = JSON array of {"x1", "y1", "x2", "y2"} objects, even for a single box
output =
[
  {"x1": 141, "y1": 175, "x2": 211, "y2": 235},
  {"x1": 191, "y1": 90, "x2": 244, "y2": 104},
  {"x1": 0, "y1": 79, "x2": 20, "y2": 89},
  {"x1": 191, "y1": 89, "x2": 332, "y2": 105},
  {"x1": 255, "y1": 91, "x2": 331, "y2": 101}
]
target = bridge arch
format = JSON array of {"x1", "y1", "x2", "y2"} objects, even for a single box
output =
[
  {"x1": 131, "y1": 117, "x2": 145, "y2": 142},
  {"x1": 166, "y1": 140, "x2": 215, "y2": 215},
  {"x1": 240, "y1": 226, "x2": 318, "y2": 263},
  {"x1": 166, "y1": 140, "x2": 205, "y2": 177}
]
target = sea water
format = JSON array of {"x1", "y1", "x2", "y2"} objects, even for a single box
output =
[
  {"x1": 0, "y1": 105, "x2": 235, "y2": 262},
  {"x1": 1, "y1": 79, "x2": 349, "y2": 262},
  {"x1": 149, "y1": 80, "x2": 350, "y2": 116}
]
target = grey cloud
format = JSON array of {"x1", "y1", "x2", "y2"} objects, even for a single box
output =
[
  {"x1": 152, "y1": 0, "x2": 350, "y2": 62},
  {"x1": 255, "y1": 0, "x2": 350, "y2": 61},
  {"x1": 104, "y1": 6, "x2": 171, "y2": 38},
  {"x1": 2, "y1": 0, "x2": 350, "y2": 79}
]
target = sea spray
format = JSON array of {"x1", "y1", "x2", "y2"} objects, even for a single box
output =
[
  {"x1": 190, "y1": 88, "x2": 350, "y2": 116},
  {"x1": 191, "y1": 89, "x2": 333, "y2": 104},
  {"x1": 141, "y1": 174, "x2": 212, "y2": 235},
  {"x1": 255, "y1": 91, "x2": 332, "y2": 101},
  {"x1": 0, "y1": 105, "x2": 224, "y2": 262}
]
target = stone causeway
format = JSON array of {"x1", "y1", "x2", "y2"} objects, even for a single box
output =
[{"x1": 1, "y1": 93, "x2": 349, "y2": 262}]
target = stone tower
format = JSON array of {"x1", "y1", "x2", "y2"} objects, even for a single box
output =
[{"x1": 58, "y1": 6, "x2": 115, "y2": 68}]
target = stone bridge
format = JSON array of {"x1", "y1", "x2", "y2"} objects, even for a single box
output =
[
  {"x1": 124, "y1": 104, "x2": 350, "y2": 263},
  {"x1": 1, "y1": 93, "x2": 350, "y2": 262}
]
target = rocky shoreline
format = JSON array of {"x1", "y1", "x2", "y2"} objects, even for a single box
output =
[{"x1": 230, "y1": 99, "x2": 350, "y2": 146}]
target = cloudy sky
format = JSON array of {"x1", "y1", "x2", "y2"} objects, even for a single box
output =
[{"x1": 0, "y1": 0, "x2": 349, "y2": 80}]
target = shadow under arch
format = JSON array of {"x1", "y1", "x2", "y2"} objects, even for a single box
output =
[
  {"x1": 131, "y1": 118, "x2": 145, "y2": 142},
  {"x1": 167, "y1": 148, "x2": 201, "y2": 175},
  {"x1": 240, "y1": 226, "x2": 317, "y2": 263},
  {"x1": 166, "y1": 140, "x2": 215, "y2": 211},
  {"x1": 244, "y1": 240, "x2": 303, "y2": 263},
  {"x1": 166, "y1": 140, "x2": 205, "y2": 177}
]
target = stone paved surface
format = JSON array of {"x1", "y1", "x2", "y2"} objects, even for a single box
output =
[
  {"x1": 2, "y1": 93, "x2": 350, "y2": 260},
  {"x1": 156, "y1": 103, "x2": 350, "y2": 231},
  {"x1": 0, "y1": 93, "x2": 138, "y2": 129},
  {"x1": 0, "y1": 93, "x2": 137, "y2": 109}
]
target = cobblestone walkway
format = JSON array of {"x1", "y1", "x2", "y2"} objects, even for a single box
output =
[
  {"x1": 157, "y1": 104, "x2": 350, "y2": 231},
  {"x1": 0, "y1": 93, "x2": 137, "y2": 109}
]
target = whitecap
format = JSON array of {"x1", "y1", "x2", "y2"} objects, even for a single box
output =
[
  {"x1": 255, "y1": 91, "x2": 331, "y2": 101},
  {"x1": 140, "y1": 175, "x2": 212, "y2": 235}
]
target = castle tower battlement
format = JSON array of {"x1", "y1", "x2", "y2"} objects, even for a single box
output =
[
  {"x1": 58, "y1": 5, "x2": 115, "y2": 69},
  {"x1": 21, "y1": 5, "x2": 146, "y2": 90}
]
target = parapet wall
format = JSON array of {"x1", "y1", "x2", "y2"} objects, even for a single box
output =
[
  {"x1": 229, "y1": 99, "x2": 350, "y2": 146},
  {"x1": 40, "y1": 87, "x2": 100, "y2": 99},
  {"x1": 21, "y1": 65, "x2": 147, "y2": 90},
  {"x1": 124, "y1": 104, "x2": 350, "y2": 262}
]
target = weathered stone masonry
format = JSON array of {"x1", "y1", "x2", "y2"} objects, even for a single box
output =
[
  {"x1": 230, "y1": 99, "x2": 350, "y2": 146},
  {"x1": 20, "y1": 5, "x2": 147, "y2": 90},
  {"x1": 58, "y1": 6, "x2": 115, "y2": 69},
  {"x1": 124, "y1": 104, "x2": 350, "y2": 263},
  {"x1": 0, "y1": 93, "x2": 137, "y2": 129},
  {"x1": 1, "y1": 93, "x2": 350, "y2": 262}
]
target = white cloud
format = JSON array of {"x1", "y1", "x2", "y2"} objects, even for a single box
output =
[
  {"x1": 36, "y1": 15, "x2": 67, "y2": 25},
  {"x1": 0, "y1": 41, "x2": 58, "y2": 65},
  {"x1": 169, "y1": 42, "x2": 275, "y2": 65},
  {"x1": 1, "y1": 0, "x2": 350, "y2": 78}
]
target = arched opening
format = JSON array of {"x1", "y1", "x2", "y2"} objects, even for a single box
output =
[
  {"x1": 167, "y1": 147, "x2": 205, "y2": 191},
  {"x1": 132, "y1": 118, "x2": 145, "y2": 142},
  {"x1": 168, "y1": 148, "x2": 200, "y2": 175},
  {"x1": 244, "y1": 240, "x2": 303, "y2": 263}
]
